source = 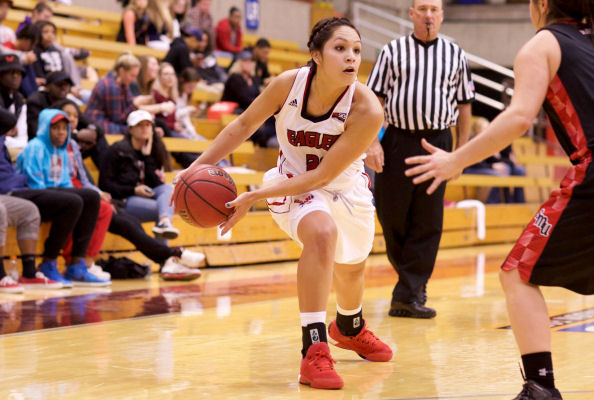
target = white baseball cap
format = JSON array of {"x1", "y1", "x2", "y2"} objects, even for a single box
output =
[{"x1": 127, "y1": 110, "x2": 153, "y2": 127}]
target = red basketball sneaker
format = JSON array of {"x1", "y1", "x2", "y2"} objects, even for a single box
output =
[
  {"x1": 328, "y1": 319, "x2": 393, "y2": 362},
  {"x1": 299, "y1": 342, "x2": 344, "y2": 390}
]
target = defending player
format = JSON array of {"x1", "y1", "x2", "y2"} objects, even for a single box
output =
[{"x1": 405, "y1": 1, "x2": 593, "y2": 398}]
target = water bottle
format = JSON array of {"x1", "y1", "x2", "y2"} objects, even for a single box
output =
[{"x1": 245, "y1": 0, "x2": 259, "y2": 30}]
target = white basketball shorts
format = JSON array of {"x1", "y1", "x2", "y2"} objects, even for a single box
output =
[{"x1": 263, "y1": 168, "x2": 376, "y2": 264}]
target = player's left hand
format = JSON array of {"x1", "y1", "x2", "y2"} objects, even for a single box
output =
[
  {"x1": 405, "y1": 139, "x2": 462, "y2": 195},
  {"x1": 219, "y1": 192, "x2": 257, "y2": 235}
]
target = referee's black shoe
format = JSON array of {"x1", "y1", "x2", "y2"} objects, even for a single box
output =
[
  {"x1": 512, "y1": 381, "x2": 562, "y2": 399},
  {"x1": 388, "y1": 300, "x2": 436, "y2": 319}
]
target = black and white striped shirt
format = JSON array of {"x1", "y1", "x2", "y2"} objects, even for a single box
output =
[{"x1": 367, "y1": 34, "x2": 475, "y2": 131}]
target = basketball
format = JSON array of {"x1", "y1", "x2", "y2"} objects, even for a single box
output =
[{"x1": 173, "y1": 164, "x2": 237, "y2": 228}]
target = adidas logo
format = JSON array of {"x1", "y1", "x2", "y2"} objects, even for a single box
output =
[{"x1": 289, "y1": 98, "x2": 298, "y2": 107}]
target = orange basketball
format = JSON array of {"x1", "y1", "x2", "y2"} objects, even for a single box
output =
[{"x1": 172, "y1": 164, "x2": 237, "y2": 228}]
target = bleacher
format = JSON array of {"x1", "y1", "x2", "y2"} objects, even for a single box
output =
[{"x1": 2, "y1": 1, "x2": 569, "y2": 274}]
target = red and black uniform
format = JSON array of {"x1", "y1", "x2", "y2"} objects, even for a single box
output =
[{"x1": 502, "y1": 22, "x2": 594, "y2": 294}]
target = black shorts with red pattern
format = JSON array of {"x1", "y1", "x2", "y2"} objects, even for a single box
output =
[{"x1": 502, "y1": 158, "x2": 594, "y2": 295}]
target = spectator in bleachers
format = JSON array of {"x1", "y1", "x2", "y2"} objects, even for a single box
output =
[
  {"x1": 56, "y1": 103, "x2": 203, "y2": 280},
  {"x1": 15, "y1": 108, "x2": 107, "y2": 286},
  {"x1": 170, "y1": 0, "x2": 189, "y2": 38},
  {"x1": 86, "y1": 52, "x2": 173, "y2": 170},
  {"x1": 0, "y1": 54, "x2": 27, "y2": 148},
  {"x1": 32, "y1": 21, "x2": 63, "y2": 83},
  {"x1": 117, "y1": 0, "x2": 150, "y2": 46},
  {"x1": 27, "y1": 71, "x2": 72, "y2": 140},
  {"x1": 2, "y1": 24, "x2": 39, "y2": 97},
  {"x1": 16, "y1": 2, "x2": 52, "y2": 35},
  {"x1": 163, "y1": 24, "x2": 203, "y2": 75},
  {"x1": 215, "y1": 6, "x2": 242, "y2": 56},
  {"x1": 193, "y1": 30, "x2": 226, "y2": 96},
  {"x1": 0, "y1": 107, "x2": 62, "y2": 293},
  {"x1": 0, "y1": 0, "x2": 15, "y2": 45},
  {"x1": 221, "y1": 50, "x2": 276, "y2": 147},
  {"x1": 132, "y1": 54, "x2": 159, "y2": 96},
  {"x1": 152, "y1": 62, "x2": 199, "y2": 167},
  {"x1": 53, "y1": 98, "x2": 108, "y2": 174},
  {"x1": 252, "y1": 38, "x2": 271, "y2": 87},
  {"x1": 185, "y1": 0, "x2": 213, "y2": 46},
  {"x1": 146, "y1": 0, "x2": 173, "y2": 51},
  {"x1": 176, "y1": 67, "x2": 205, "y2": 140},
  {"x1": 463, "y1": 117, "x2": 526, "y2": 203},
  {"x1": 99, "y1": 110, "x2": 180, "y2": 240}
]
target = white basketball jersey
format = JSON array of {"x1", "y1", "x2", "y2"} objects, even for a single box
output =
[{"x1": 274, "y1": 67, "x2": 364, "y2": 192}]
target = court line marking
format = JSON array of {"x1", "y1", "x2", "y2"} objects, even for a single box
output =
[{"x1": 384, "y1": 390, "x2": 594, "y2": 399}]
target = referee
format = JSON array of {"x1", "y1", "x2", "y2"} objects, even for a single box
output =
[{"x1": 366, "y1": 0, "x2": 474, "y2": 319}]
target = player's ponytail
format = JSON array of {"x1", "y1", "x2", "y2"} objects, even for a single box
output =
[
  {"x1": 307, "y1": 17, "x2": 360, "y2": 74},
  {"x1": 537, "y1": 0, "x2": 594, "y2": 38}
]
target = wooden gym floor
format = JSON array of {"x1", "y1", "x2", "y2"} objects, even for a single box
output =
[{"x1": 1, "y1": 244, "x2": 593, "y2": 399}]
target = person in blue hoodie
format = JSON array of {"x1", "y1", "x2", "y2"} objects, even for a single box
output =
[{"x1": 16, "y1": 108, "x2": 106, "y2": 286}]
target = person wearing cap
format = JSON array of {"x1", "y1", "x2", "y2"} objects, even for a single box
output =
[
  {"x1": 0, "y1": 53, "x2": 28, "y2": 148},
  {"x1": 215, "y1": 6, "x2": 242, "y2": 56},
  {"x1": 163, "y1": 24, "x2": 203, "y2": 75},
  {"x1": 26, "y1": 70, "x2": 73, "y2": 140},
  {"x1": 99, "y1": 110, "x2": 180, "y2": 240},
  {"x1": 15, "y1": 108, "x2": 109, "y2": 286}
]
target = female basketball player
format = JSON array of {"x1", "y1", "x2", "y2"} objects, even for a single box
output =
[
  {"x1": 173, "y1": 17, "x2": 392, "y2": 389},
  {"x1": 405, "y1": 1, "x2": 593, "y2": 398}
]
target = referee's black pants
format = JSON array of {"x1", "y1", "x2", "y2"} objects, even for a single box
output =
[{"x1": 374, "y1": 126, "x2": 452, "y2": 304}]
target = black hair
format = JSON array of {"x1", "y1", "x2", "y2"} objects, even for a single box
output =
[
  {"x1": 34, "y1": 20, "x2": 57, "y2": 44},
  {"x1": 306, "y1": 17, "x2": 360, "y2": 74},
  {"x1": 533, "y1": 0, "x2": 594, "y2": 32},
  {"x1": 50, "y1": 98, "x2": 80, "y2": 115},
  {"x1": 16, "y1": 23, "x2": 38, "y2": 42},
  {"x1": 229, "y1": 6, "x2": 239, "y2": 15},
  {"x1": 255, "y1": 38, "x2": 271, "y2": 48},
  {"x1": 33, "y1": 2, "x2": 53, "y2": 14},
  {"x1": 178, "y1": 67, "x2": 201, "y2": 91}
]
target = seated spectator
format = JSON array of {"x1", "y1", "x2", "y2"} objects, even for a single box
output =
[
  {"x1": 152, "y1": 62, "x2": 199, "y2": 167},
  {"x1": 32, "y1": 21, "x2": 63, "y2": 83},
  {"x1": 163, "y1": 25, "x2": 203, "y2": 75},
  {"x1": 60, "y1": 107, "x2": 204, "y2": 281},
  {"x1": 176, "y1": 67, "x2": 205, "y2": 140},
  {"x1": 0, "y1": 54, "x2": 27, "y2": 149},
  {"x1": 0, "y1": 0, "x2": 15, "y2": 45},
  {"x1": 215, "y1": 6, "x2": 242, "y2": 56},
  {"x1": 117, "y1": 0, "x2": 150, "y2": 46},
  {"x1": 221, "y1": 50, "x2": 276, "y2": 147},
  {"x1": 14, "y1": 108, "x2": 107, "y2": 286},
  {"x1": 2, "y1": 24, "x2": 39, "y2": 97},
  {"x1": 99, "y1": 110, "x2": 180, "y2": 240},
  {"x1": 131, "y1": 54, "x2": 159, "y2": 96},
  {"x1": 252, "y1": 38, "x2": 271, "y2": 87},
  {"x1": 146, "y1": 0, "x2": 173, "y2": 51},
  {"x1": 170, "y1": 0, "x2": 189, "y2": 38},
  {"x1": 0, "y1": 108, "x2": 62, "y2": 292},
  {"x1": 52, "y1": 98, "x2": 108, "y2": 173},
  {"x1": 16, "y1": 2, "x2": 52, "y2": 35},
  {"x1": 27, "y1": 71, "x2": 72, "y2": 140},
  {"x1": 185, "y1": 0, "x2": 213, "y2": 45},
  {"x1": 192, "y1": 31, "x2": 226, "y2": 96},
  {"x1": 463, "y1": 117, "x2": 526, "y2": 203}
]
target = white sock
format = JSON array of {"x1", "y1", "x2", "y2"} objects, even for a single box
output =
[
  {"x1": 300, "y1": 311, "x2": 326, "y2": 327},
  {"x1": 336, "y1": 304, "x2": 362, "y2": 316}
]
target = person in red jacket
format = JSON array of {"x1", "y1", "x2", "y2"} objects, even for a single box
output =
[{"x1": 215, "y1": 6, "x2": 242, "y2": 55}]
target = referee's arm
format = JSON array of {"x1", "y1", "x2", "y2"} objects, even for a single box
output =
[{"x1": 454, "y1": 52, "x2": 475, "y2": 150}]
